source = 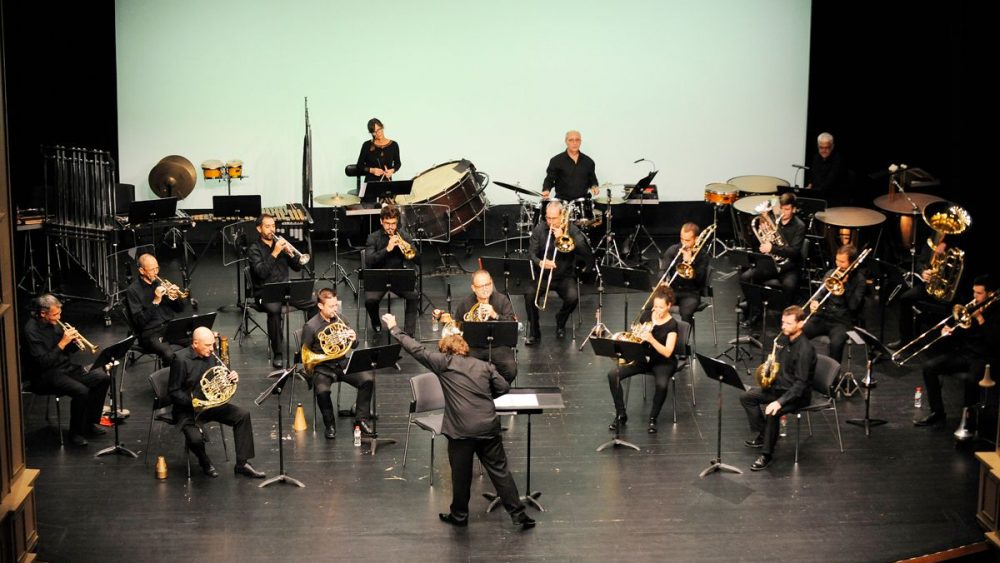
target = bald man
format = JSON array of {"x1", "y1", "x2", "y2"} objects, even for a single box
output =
[
  {"x1": 125, "y1": 253, "x2": 186, "y2": 365},
  {"x1": 448, "y1": 270, "x2": 518, "y2": 383},
  {"x1": 541, "y1": 130, "x2": 599, "y2": 202},
  {"x1": 168, "y1": 327, "x2": 265, "y2": 479}
]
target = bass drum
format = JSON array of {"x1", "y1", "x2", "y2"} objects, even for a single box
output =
[{"x1": 396, "y1": 160, "x2": 489, "y2": 238}]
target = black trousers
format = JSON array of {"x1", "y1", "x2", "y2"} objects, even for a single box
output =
[
  {"x1": 673, "y1": 290, "x2": 701, "y2": 326},
  {"x1": 313, "y1": 364, "x2": 375, "y2": 426},
  {"x1": 447, "y1": 434, "x2": 526, "y2": 522},
  {"x1": 523, "y1": 276, "x2": 578, "y2": 335},
  {"x1": 468, "y1": 346, "x2": 517, "y2": 383},
  {"x1": 607, "y1": 359, "x2": 676, "y2": 421},
  {"x1": 921, "y1": 353, "x2": 986, "y2": 415},
  {"x1": 259, "y1": 298, "x2": 317, "y2": 357},
  {"x1": 741, "y1": 264, "x2": 799, "y2": 313},
  {"x1": 803, "y1": 314, "x2": 851, "y2": 363},
  {"x1": 175, "y1": 403, "x2": 255, "y2": 464},
  {"x1": 38, "y1": 367, "x2": 111, "y2": 435},
  {"x1": 365, "y1": 290, "x2": 418, "y2": 334},
  {"x1": 897, "y1": 283, "x2": 934, "y2": 342},
  {"x1": 740, "y1": 387, "x2": 809, "y2": 456},
  {"x1": 139, "y1": 326, "x2": 181, "y2": 366}
]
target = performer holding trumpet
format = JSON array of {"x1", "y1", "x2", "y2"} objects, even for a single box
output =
[
  {"x1": 22, "y1": 294, "x2": 111, "y2": 446},
  {"x1": 444, "y1": 270, "x2": 518, "y2": 383},
  {"x1": 802, "y1": 244, "x2": 869, "y2": 363},
  {"x1": 364, "y1": 205, "x2": 419, "y2": 336},
  {"x1": 657, "y1": 222, "x2": 713, "y2": 325},
  {"x1": 125, "y1": 253, "x2": 187, "y2": 365}
]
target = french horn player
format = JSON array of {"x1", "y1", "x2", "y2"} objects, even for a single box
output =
[
  {"x1": 302, "y1": 288, "x2": 372, "y2": 440},
  {"x1": 169, "y1": 327, "x2": 265, "y2": 479},
  {"x1": 445, "y1": 269, "x2": 518, "y2": 383}
]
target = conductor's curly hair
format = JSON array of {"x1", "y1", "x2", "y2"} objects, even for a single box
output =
[{"x1": 438, "y1": 334, "x2": 470, "y2": 356}]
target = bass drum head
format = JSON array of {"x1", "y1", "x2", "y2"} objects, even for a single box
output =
[
  {"x1": 397, "y1": 160, "x2": 488, "y2": 235},
  {"x1": 397, "y1": 160, "x2": 468, "y2": 204}
]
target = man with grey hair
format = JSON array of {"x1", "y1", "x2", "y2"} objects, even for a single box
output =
[
  {"x1": 541, "y1": 130, "x2": 599, "y2": 202},
  {"x1": 807, "y1": 131, "x2": 846, "y2": 194},
  {"x1": 22, "y1": 294, "x2": 111, "y2": 446}
]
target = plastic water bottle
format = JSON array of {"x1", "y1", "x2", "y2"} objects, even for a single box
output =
[
  {"x1": 914, "y1": 386, "x2": 923, "y2": 408},
  {"x1": 432, "y1": 316, "x2": 440, "y2": 332},
  {"x1": 779, "y1": 415, "x2": 788, "y2": 437},
  {"x1": 353, "y1": 425, "x2": 362, "y2": 447}
]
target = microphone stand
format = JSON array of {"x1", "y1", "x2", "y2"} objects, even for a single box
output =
[{"x1": 891, "y1": 171, "x2": 921, "y2": 287}]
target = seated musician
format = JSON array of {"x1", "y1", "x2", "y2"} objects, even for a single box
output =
[
  {"x1": 23, "y1": 294, "x2": 111, "y2": 447},
  {"x1": 803, "y1": 244, "x2": 866, "y2": 362},
  {"x1": 740, "y1": 305, "x2": 816, "y2": 471},
  {"x1": 657, "y1": 222, "x2": 709, "y2": 325},
  {"x1": 247, "y1": 213, "x2": 316, "y2": 368},
  {"x1": 740, "y1": 192, "x2": 806, "y2": 328},
  {"x1": 302, "y1": 288, "x2": 374, "y2": 439},
  {"x1": 888, "y1": 240, "x2": 949, "y2": 350},
  {"x1": 445, "y1": 270, "x2": 518, "y2": 383},
  {"x1": 168, "y1": 326, "x2": 265, "y2": 479},
  {"x1": 541, "y1": 130, "x2": 599, "y2": 202},
  {"x1": 364, "y1": 205, "x2": 420, "y2": 336},
  {"x1": 606, "y1": 286, "x2": 679, "y2": 434},
  {"x1": 125, "y1": 253, "x2": 186, "y2": 365},
  {"x1": 524, "y1": 200, "x2": 593, "y2": 344},
  {"x1": 914, "y1": 275, "x2": 999, "y2": 428}
]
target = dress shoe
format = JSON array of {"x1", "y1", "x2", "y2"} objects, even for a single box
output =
[
  {"x1": 84, "y1": 424, "x2": 107, "y2": 437},
  {"x1": 750, "y1": 454, "x2": 772, "y2": 471},
  {"x1": 608, "y1": 414, "x2": 627, "y2": 431},
  {"x1": 271, "y1": 355, "x2": 283, "y2": 369},
  {"x1": 740, "y1": 315, "x2": 760, "y2": 329},
  {"x1": 69, "y1": 434, "x2": 89, "y2": 446},
  {"x1": 887, "y1": 340, "x2": 902, "y2": 350},
  {"x1": 202, "y1": 464, "x2": 219, "y2": 478},
  {"x1": 744, "y1": 436, "x2": 764, "y2": 448},
  {"x1": 647, "y1": 418, "x2": 658, "y2": 434},
  {"x1": 524, "y1": 335, "x2": 539, "y2": 346},
  {"x1": 513, "y1": 514, "x2": 536, "y2": 530},
  {"x1": 556, "y1": 327, "x2": 566, "y2": 339},
  {"x1": 358, "y1": 419, "x2": 375, "y2": 436},
  {"x1": 234, "y1": 462, "x2": 266, "y2": 478},
  {"x1": 439, "y1": 513, "x2": 468, "y2": 527},
  {"x1": 325, "y1": 424, "x2": 337, "y2": 439},
  {"x1": 913, "y1": 411, "x2": 945, "y2": 426}
]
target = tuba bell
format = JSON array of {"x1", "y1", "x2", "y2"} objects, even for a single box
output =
[
  {"x1": 922, "y1": 201, "x2": 971, "y2": 303},
  {"x1": 302, "y1": 316, "x2": 357, "y2": 375}
]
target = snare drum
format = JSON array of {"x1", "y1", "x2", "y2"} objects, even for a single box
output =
[
  {"x1": 727, "y1": 175, "x2": 789, "y2": 195},
  {"x1": 396, "y1": 160, "x2": 489, "y2": 237},
  {"x1": 201, "y1": 160, "x2": 224, "y2": 180},
  {"x1": 226, "y1": 160, "x2": 244, "y2": 179},
  {"x1": 704, "y1": 183, "x2": 739, "y2": 206},
  {"x1": 567, "y1": 197, "x2": 603, "y2": 229}
]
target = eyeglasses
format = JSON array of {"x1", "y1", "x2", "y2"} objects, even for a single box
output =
[{"x1": 473, "y1": 282, "x2": 493, "y2": 289}]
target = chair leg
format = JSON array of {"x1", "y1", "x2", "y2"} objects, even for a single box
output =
[
  {"x1": 218, "y1": 424, "x2": 229, "y2": 462},
  {"x1": 795, "y1": 414, "x2": 801, "y2": 464},
  {"x1": 832, "y1": 403, "x2": 844, "y2": 453},
  {"x1": 313, "y1": 393, "x2": 318, "y2": 435},
  {"x1": 671, "y1": 376, "x2": 677, "y2": 423},
  {"x1": 807, "y1": 412, "x2": 814, "y2": 437},
  {"x1": 185, "y1": 443, "x2": 192, "y2": 480},
  {"x1": 55, "y1": 396, "x2": 64, "y2": 447},
  {"x1": 402, "y1": 416, "x2": 413, "y2": 468},
  {"x1": 144, "y1": 408, "x2": 155, "y2": 465},
  {"x1": 710, "y1": 298, "x2": 718, "y2": 345},
  {"x1": 429, "y1": 435, "x2": 435, "y2": 487}
]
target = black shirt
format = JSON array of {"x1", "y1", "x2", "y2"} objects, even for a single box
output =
[
  {"x1": 659, "y1": 242, "x2": 709, "y2": 293},
  {"x1": 23, "y1": 317, "x2": 78, "y2": 374},
  {"x1": 455, "y1": 291, "x2": 516, "y2": 323},
  {"x1": 773, "y1": 333, "x2": 816, "y2": 406},
  {"x1": 168, "y1": 346, "x2": 220, "y2": 413},
  {"x1": 815, "y1": 268, "x2": 866, "y2": 324},
  {"x1": 364, "y1": 227, "x2": 418, "y2": 270},
  {"x1": 636, "y1": 310, "x2": 678, "y2": 367},
  {"x1": 247, "y1": 237, "x2": 303, "y2": 296},
  {"x1": 769, "y1": 215, "x2": 807, "y2": 273},
  {"x1": 357, "y1": 140, "x2": 401, "y2": 184},
  {"x1": 543, "y1": 151, "x2": 597, "y2": 201},
  {"x1": 126, "y1": 277, "x2": 185, "y2": 333},
  {"x1": 807, "y1": 150, "x2": 846, "y2": 193},
  {"x1": 301, "y1": 313, "x2": 358, "y2": 368},
  {"x1": 957, "y1": 306, "x2": 1000, "y2": 358},
  {"x1": 527, "y1": 222, "x2": 592, "y2": 281}
]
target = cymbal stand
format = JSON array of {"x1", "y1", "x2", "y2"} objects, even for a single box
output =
[
  {"x1": 892, "y1": 175, "x2": 921, "y2": 287},
  {"x1": 625, "y1": 188, "x2": 660, "y2": 260},
  {"x1": 579, "y1": 262, "x2": 610, "y2": 351},
  {"x1": 709, "y1": 203, "x2": 735, "y2": 258},
  {"x1": 594, "y1": 188, "x2": 624, "y2": 267},
  {"x1": 319, "y1": 206, "x2": 357, "y2": 296}
]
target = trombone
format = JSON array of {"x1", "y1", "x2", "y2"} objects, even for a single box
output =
[
  {"x1": 801, "y1": 247, "x2": 871, "y2": 323},
  {"x1": 155, "y1": 275, "x2": 189, "y2": 300},
  {"x1": 58, "y1": 320, "x2": 99, "y2": 354},
  {"x1": 892, "y1": 289, "x2": 1000, "y2": 366},
  {"x1": 275, "y1": 234, "x2": 311, "y2": 265},
  {"x1": 534, "y1": 208, "x2": 575, "y2": 310}
]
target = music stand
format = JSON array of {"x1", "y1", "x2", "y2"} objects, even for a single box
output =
[
  {"x1": 480, "y1": 256, "x2": 534, "y2": 298},
  {"x1": 462, "y1": 321, "x2": 518, "y2": 363},
  {"x1": 219, "y1": 219, "x2": 255, "y2": 314},
  {"x1": 625, "y1": 170, "x2": 660, "y2": 258},
  {"x1": 128, "y1": 197, "x2": 177, "y2": 227},
  {"x1": 359, "y1": 180, "x2": 414, "y2": 204},
  {"x1": 590, "y1": 337, "x2": 647, "y2": 452},
  {"x1": 695, "y1": 353, "x2": 747, "y2": 477},
  {"x1": 599, "y1": 265, "x2": 652, "y2": 332},
  {"x1": 94, "y1": 336, "x2": 138, "y2": 459},
  {"x1": 255, "y1": 367, "x2": 305, "y2": 488},
  {"x1": 162, "y1": 312, "x2": 217, "y2": 345},
  {"x1": 259, "y1": 279, "x2": 315, "y2": 369},
  {"x1": 845, "y1": 326, "x2": 891, "y2": 436},
  {"x1": 361, "y1": 269, "x2": 416, "y2": 343},
  {"x1": 213, "y1": 196, "x2": 260, "y2": 313},
  {"x1": 343, "y1": 344, "x2": 402, "y2": 454}
]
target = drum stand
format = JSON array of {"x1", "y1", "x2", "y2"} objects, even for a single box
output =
[
  {"x1": 709, "y1": 204, "x2": 735, "y2": 258},
  {"x1": 594, "y1": 205, "x2": 624, "y2": 267},
  {"x1": 624, "y1": 191, "x2": 660, "y2": 260},
  {"x1": 319, "y1": 206, "x2": 358, "y2": 296}
]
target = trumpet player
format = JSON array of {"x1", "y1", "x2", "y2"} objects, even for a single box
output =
[
  {"x1": 657, "y1": 222, "x2": 710, "y2": 324},
  {"x1": 914, "y1": 275, "x2": 1000, "y2": 428},
  {"x1": 739, "y1": 192, "x2": 806, "y2": 328},
  {"x1": 126, "y1": 254, "x2": 186, "y2": 366},
  {"x1": 524, "y1": 201, "x2": 593, "y2": 345},
  {"x1": 364, "y1": 205, "x2": 420, "y2": 336},
  {"x1": 802, "y1": 244, "x2": 867, "y2": 363},
  {"x1": 739, "y1": 305, "x2": 815, "y2": 471},
  {"x1": 249, "y1": 213, "x2": 318, "y2": 368},
  {"x1": 22, "y1": 294, "x2": 111, "y2": 447},
  {"x1": 169, "y1": 327, "x2": 264, "y2": 478},
  {"x1": 448, "y1": 270, "x2": 518, "y2": 383},
  {"x1": 302, "y1": 288, "x2": 373, "y2": 439}
]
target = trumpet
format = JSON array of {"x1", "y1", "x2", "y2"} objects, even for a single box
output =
[
  {"x1": 801, "y1": 247, "x2": 871, "y2": 323},
  {"x1": 892, "y1": 289, "x2": 1000, "y2": 365},
  {"x1": 534, "y1": 209, "x2": 574, "y2": 310},
  {"x1": 275, "y1": 234, "x2": 311, "y2": 265},
  {"x1": 58, "y1": 320, "x2": 99, "y2": 354},
  {"x1": 750, "y1": 201, "x2": 789, "y2": 268},
  {"x1": 155, "y1": 275, "x2": 189, "y2": 300},
  {"x1": 391, "y1": 234, "x2": 416, "y2": 260}
]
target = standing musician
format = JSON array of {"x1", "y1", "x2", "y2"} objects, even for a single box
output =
[
  {"x1": 657, "y1": 222, "x2": 710, "y2": 325},
  {"x1": 914, "y1": 275, "x2": 999, "y2": 427},
  {"x1": 23, "y1": 294, "x2": 111, "y2": 447},
  {"x1": 803, "y1": 244, "x2": 867, "y2": 363},
  {"x1": 364, "y1": 205, "x2": 419, "y2": 336},
  {"x1": 168, "y1": 326, "x2": 265, "y2": 479},
  {"x1": 383, "y1": 313, "x2": 536, "y2": 531},
  {"x1": 740, "y1": 305, "x2": 816, "y2": 471},
  {"x1": 806, "y1": 132, "x2": 847, "y2": 195},
  {"x1": 125, "y1": 253, "x2": 186, "y2": 365},
  {"x1": 541, "y1": 130, "x2": 599, "y2": 201},
  {"x1": 740, "y1": 192, "x2": 806, "y2": 327},
  {"x1": 888, "y1": 240, "x2": 949, "y2": 350},
  {"x1": 447, "y1": 269, "x2": 518, "y2": 383},
  {"x1": 301, "y1": 288, "x2": 374, "y2": 439},
  {"x1": 606, "y1": 286, "x2": 679, "y2": 434},
  {"x1": 524, "y1": 200, "x2": 593, "y2": 344},
  {"x1": 356, "y1": 117, "x2": 401, "y2": 184},
  {"x1": 248, "y1": 213, "x2": 317, "y2": 368}
]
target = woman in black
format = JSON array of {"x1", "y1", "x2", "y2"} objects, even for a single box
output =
[
  {"x1": 607, "y1": 286, "x2": 679, "y2": 433},
  {"x1": 356, "y1": 117, "x2": 401, "y2": 184}
]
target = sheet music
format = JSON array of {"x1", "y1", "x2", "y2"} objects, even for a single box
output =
[{"x1": 495, "y1": 394, "x2": 538, "y2": 408}]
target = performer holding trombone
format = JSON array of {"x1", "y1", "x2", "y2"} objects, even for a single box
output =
[
  {"x1": 524, "y1": 200, "x2": 592, "y2": 345},
  {"x1": 657, "y1": 222, "x2": 713, "y2": 325},
  {"x1": 22, "y1": 294, "x2": 111, "y2": 446},
  {"x1": 126, "y1": 253, "x2": 187, "y2": 365},
  {"x1": 802, "y1": 244, "x2": 869, "y2": 363}
]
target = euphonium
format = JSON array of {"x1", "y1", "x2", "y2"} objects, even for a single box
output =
[
  {"x1": 674, "y1": 224, "x2": 717, "y2": 281},
  {"x1": 192, "y1": 350, "x2": 236, "y2": 413},
  {"x1": 750, "y1": 201, "x2": 789, "y2": 268},
  {"x1": 302, "y1": 316, "x2": 356, "y2": 375},
  {"x1": 155, "y1": 275, "x2": 189, "y2": 300},
  {"x1": 392, "y1": 234, "x2": 416, "y2": 259},
  {"x1": 754, "y1": 339, "x2": 781, "y2": 389},
  {"x1": 464, "y1": 302, "x2": 492, "y2": 322},
  {"x1": 58, "y1": 320, "x2": 99, "y2": 354}
]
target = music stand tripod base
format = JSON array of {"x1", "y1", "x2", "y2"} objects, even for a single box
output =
[
  {"x1": 699, "y1": 459, "x2": 743, "y2": 478},
  {"x1": 484, "y1": 490, "x2": 545, "y2": 512},
  {"x1": 596, "y1": 436, "x2": 641, "y2": 452}
]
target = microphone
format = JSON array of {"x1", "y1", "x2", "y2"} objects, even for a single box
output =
[
  {"x1": 792, "y1": 164, "x2": 809, "y2": 170},
  {"x1": 633, "y1": 158, "x2": 644, "y2": 164}
]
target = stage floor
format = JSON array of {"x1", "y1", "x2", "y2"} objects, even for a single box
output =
[{"x1": 22, "y1": 241, "x2": 987, "y2": 562}]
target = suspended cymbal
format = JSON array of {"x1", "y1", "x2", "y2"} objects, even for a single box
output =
[
  {"x1": 149, "y1": 155, "x2": 197, "y2": 200},
  {"x1": 494, "y1": 180, "x2": 543, "y2": 198},
  {"x1": 315, "y1": 193, "x2": 361, "y2": 207},
  {"x1": 593, "y1": 195, "x2": 625, "y2": 205}
]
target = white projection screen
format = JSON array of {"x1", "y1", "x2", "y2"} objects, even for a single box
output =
[{"x1": 116, "y1": 0, "x2": 811, "y2": 208}]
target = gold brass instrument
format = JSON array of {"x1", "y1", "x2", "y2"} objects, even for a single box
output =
[
  {"x1": 802, "y1": 247, "x2": 872, "y2": 323},
  {"x1": 275, "y1": 234, "x2": 311, "y2": 265},
  {"x1": 391, "y1": 234, "x2": 416, "y2": 260},
  {"x1": 155, "y1": 275, "x2": 190, "y2": 300},
  {"x1": 534, "y1": 209, "x2": 575, "y2": 310},
  {"x1": 58, "y1": 320, "x2": 99, "y2": 354},
  {"x1": 302, "y1": 315, "x2": 356, "y2": 375},
  {"x1": 611, "y1": 321, "x2": 653, "y2": 343},
  {"x1": 750, "y1": 201, "x2": 789, "y2": 268},
  {"x1": 191, "y1": 349, "x2": 236, "y2": 413},
  {"x1": 674, "y1": 224, "x2": 717, "y2": 281},
  {"x1": 892, "y1": 289, "x2": 1000, "y2": 366},
  {"x1": 754, "y1": 338, "x2": 781, "y2": 389},
  {"x1": 464, "y1": 302, "x2": 492, "y2": 322},
  {"x1": 922, "y1": 200, "x2": 971, "y2": 302}
]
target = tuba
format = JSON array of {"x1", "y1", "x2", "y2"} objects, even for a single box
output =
[
  {"x1": 754, "y1": 338, "x2": 781, "y2": 389},
  {"x1": 302, "y1": 316, "x2": 357, "y2": 375},
  {"x1": 464, "y1": 302, "x2": 492, "y2": 322},
  {"x1": 922, "y1": 201, "x2": 970, "y2": 303},
  {"x1": 192, "y1": 349, "x2": 236, "y2": 413},
  {"x1": 750, "y1": 201, "x2": 789, "y2": 268}
]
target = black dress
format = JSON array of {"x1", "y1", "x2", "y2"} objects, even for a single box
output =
[{"x1": 357, "y1": 140, "x2": 401, "y2": 183}]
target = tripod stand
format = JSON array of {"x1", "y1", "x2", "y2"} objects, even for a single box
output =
[
  {"x1": 624, "y1": 190, "x2": 660, "y2": 260},
  {"x1": 256, "y1": 368, "x2": 305, "y2": 488},
  {"x1": 593, "y1": 188, "x2": 625, "y2": 266},
  {"x1": 708, "y1": 203, "x2": 735, "y2": 258},
  {"x1": 95, "y1": 336, "x2": 138, "y2": 459},
  {"x1": 320, "y1": 205, "x2": 357, "y2": 296}
]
